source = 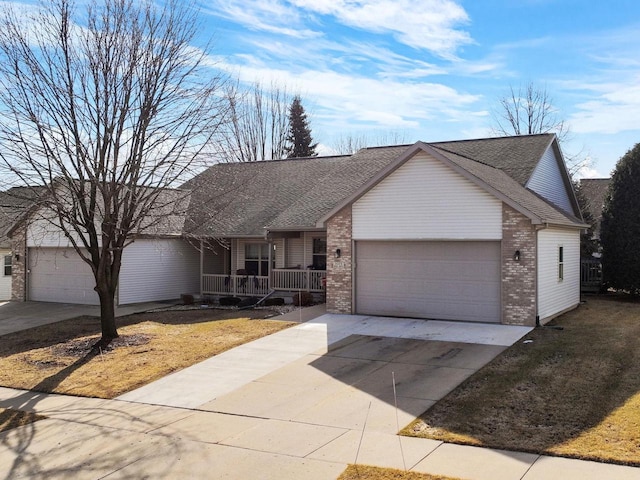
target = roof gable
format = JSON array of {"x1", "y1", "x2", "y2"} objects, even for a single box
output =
[{"x1": 319, "y1": 138, "x2": 585, "y2": 229}]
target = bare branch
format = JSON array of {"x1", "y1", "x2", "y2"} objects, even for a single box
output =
[{"x1": 0, "y1": 0, "x2": 229, "y2": 340}]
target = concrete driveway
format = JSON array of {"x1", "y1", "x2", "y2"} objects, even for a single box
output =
[
  {"x1": 2, "y1": 311, "x2": 639, "y2": 479},
  {"x1": 0, "y1": 300, "x2": 174, "y2": 335}
]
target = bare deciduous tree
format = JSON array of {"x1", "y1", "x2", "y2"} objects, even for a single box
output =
[
  {"x1": 492, "y1": 83, "x2": 568, "y2": 138},
  {"x1": 219, "y1": 81, "x2": 292, "y2": 162},
  {"x1": 331, "y1": 131, "x2": 408, "y2": 155},
  {"x1": 0, "y1": 0, "x2": 228, "y2": 344},
  {"x1": 491, "y1": 82, "x2": 589, "y2": 176}
]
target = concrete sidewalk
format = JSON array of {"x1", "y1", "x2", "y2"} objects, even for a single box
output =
[
  {"x1": 1, "y1": 386, "x2": 638, "y2": 479},
  {"x1": 0, "y1": 308, "x2": 638, "y2": 479}
]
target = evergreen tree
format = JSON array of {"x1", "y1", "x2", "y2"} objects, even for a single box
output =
[
  {"x1": 601, "y1": 143, "x2": 640, "y2": 294},
  {"x1": 285, "y1": 96, "x2": 317, "y2": 158}
]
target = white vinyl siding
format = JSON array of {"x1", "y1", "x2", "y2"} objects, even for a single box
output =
[
  {"x1": 304, "y1": 233, "x2": 314, "y2": 268},
  {"x1": 26, "y1": 212, "x2": 99, "y2": 248},
  {"x1": 353, "y1": 152, "x2": 502, "y2": 240},
  {"x1": 119, "y1": 239, "x2": 199, "y2": 304},
  {"x1": 28, "y1": 247, "x2": 99, "y2": 304},
  {"x1": 274, "y1": 238, "x2": 285, "y2": 268},
  {"x1": 203, "y1": 243, "x2": 228, "y2": 274},
  {"x1": 526, "y1": 145, "x2": 574, "y2": 215},
  {"x1": 537, "y1": 228, "x2": 580, "y2": 321},
  {"x1": 0, "y1": 249, "x2": 12, "y2": 300},
  {"x1": 286, "y1": 237, "x2": 304, "y2": 268}
]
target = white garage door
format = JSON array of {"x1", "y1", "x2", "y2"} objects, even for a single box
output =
[
  {"x1": 356, "y1": 241, "x2": 501, "y2": 323},
  {"x1": 28, "y1": 248, "x2": 99, "y2": 305}
]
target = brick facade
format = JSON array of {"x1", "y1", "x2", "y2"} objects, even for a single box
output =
[
  {"x1": 10, "y1": 224, "x2": 27, "y2": 301},
  {"x1": 326, "y1": 205, "x2": 352, "y2": 314},
  {"x1": 501, "y1": 204, "x2": 537, "y2": 325}
]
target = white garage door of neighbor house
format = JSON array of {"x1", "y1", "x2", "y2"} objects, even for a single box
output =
[
  {"x1": 28, "y1": 248, "x2": 99, "y2": 305},
  {"x1": 355, "y1": 241, "x2": 501, "y2": 323}
]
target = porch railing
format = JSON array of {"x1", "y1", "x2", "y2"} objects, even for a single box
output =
[
  {"x1": 202, "y1": 274, "x2": 270, "y2": 296},
  {"x1": 581, "y1": 258, "x2": 603, "y2": 293},
  {"x1": 201, "y1": 269, "x2": 326, "y2": 296},
  {"x1": 271, "y1": 269, "x2": 326, "y2": 292}
]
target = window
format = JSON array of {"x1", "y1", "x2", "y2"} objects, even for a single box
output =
[
  {"x1": 558, "y1": 246, "x2": 564, "y2": 281},
  {"x1": 244, "y1": 243, "x2": 272, "y2": 276},
  {"x1": 3, "y1": 255, "x2": 11, "y2": 276},
  {"x1": 312, "y1": 238, "x2": 327, "y2": 270}
]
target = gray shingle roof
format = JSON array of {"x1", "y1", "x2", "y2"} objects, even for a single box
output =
[
  {"x1": 431, "y1": 133, "x2": 554, "y2": 186},
  {"x1": 182, "y1": 133, "x2": 583, "y2": 238},
  {"x1": 579, "y1": 178, "x2": 610, "y2": 223},
  {"x1": 0, "y1": 187, "x2": 44, "y2": 248}
]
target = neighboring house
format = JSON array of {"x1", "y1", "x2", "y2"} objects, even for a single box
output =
[
  {"x1": 9, "y1": 187, "x2": 199, "y2": 306},
  {"x1": 579, "y1": 178, "x2": 611, "y2": 246},
  {"x1": 9, "y1": 133, "x2": 586, "y2": 326},
  {"x1": 0, "y1": 187, "x2": 42, "y2": 300}
]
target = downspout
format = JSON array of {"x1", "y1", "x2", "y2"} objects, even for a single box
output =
[
  {"x1": 534, "y1": 224, "x2": 544, "y2": 327},
  {"x1": 199, "y1": 238, "x2": 204, "y2": 298},
  {"x1": 264, "y1": 229, "x2": 272, "y2": 291}
]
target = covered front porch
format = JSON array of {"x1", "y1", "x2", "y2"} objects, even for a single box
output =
[{"x1": 199, "y1": 231, "x2": 327, "y2": 297}]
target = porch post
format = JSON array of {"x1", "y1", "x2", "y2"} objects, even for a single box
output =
[
  {"x1": 268, "y1": 239, "x2": 273, "y2": 290},
  {"x1": 199, "y1": 239, "x2": 204, "y2": 296}
]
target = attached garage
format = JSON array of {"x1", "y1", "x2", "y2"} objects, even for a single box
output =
[
  {"x1": 28, "y1": 247, "x2": 99, "y2": 305},
  {"x1": 355, "y1": 241, "x2": 501, "y2": 323}
]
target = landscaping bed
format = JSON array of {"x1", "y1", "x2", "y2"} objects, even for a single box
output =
[
  {"x1": 0, "y1": 308, "x2": 295, "y2": 398},
  {"x1": 402, "y1": 295, "x2": 640, "y2": 466}
]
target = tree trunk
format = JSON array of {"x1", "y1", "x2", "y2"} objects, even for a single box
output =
[{"x1": 96, "y1": 285, "x2": 119, "y2": 344}]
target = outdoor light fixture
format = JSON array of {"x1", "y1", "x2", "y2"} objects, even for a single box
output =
[
  {"x1": 335, "y1": 248, "x2": 341, "y2": 258},
  {"x1": 514, "y1": 250, "x2": 521, "y2": 261},
  {"x1": 14, "y1": 253, "x2": 20, "y2": 262}
]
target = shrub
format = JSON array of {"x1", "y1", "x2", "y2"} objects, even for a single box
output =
[
  {"x1": 264, "y1": 297, "x2": 285, "y2": 306},
  {"x1": 292, "y1": 291, "x2": 314, "y2": 307},
  {"x1": 219, "y1": 296, "x2": 241, "y2": 306},
  {"x1": 181, "y1": 294, "x2": 194, "y2": 305}
]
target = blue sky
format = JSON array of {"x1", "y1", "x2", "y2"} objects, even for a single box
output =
[{"x1": 198, "y1": 0, "x2": 640, "y2": 177}]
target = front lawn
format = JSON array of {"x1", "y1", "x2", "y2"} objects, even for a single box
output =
[
  {"x1": 402, "y1": 296, "x2": 640, "y2": 466},
  {"x1": 0, "y1": 308, "x2": 295, "y2": 398},
  {"x1": 338, "y1": 465, "x2": 462, "y2": 480}
]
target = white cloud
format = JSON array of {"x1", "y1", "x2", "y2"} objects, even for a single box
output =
[
  {"x1": 202, "y1": 0, "x2": 320, "y2": 38},
  {"x1": 215, "y1": 55, "x2": 481, "y2": 133},
  {"x1": 570, "y1": 80, "x2": 640, "y2": 134},
  {"x1": 573, "y1": 164, "x2": 606, "y2": 180},
  {"x1": 291, "y1": 0, "x2": 472, "y2": 58},
  {"x1": 206, "y1": 0, "x2": 472, "y2": 58}
]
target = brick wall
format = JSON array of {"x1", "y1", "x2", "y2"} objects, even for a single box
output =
[
  {"x1": 10, "y1": 224, "x2": 27, "y2": 301},
  {"x1": 502, "y1": 204, "x2": 537, "y2": 325},
  {"x1": 326, "y1": 205, "x2": 352, "y2": 314}
]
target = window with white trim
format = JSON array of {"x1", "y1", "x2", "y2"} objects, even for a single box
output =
[
  {"x1": 3, "y1": 255, "x2": 11, "y2": 276},
  {"x1": 244, "y1": 243, "x2": 273, "y2": 276},
  {"x1": 312, "y1": 238, "x2": 327, "y2": 270},
  {"x1": 558, "y1": 246, "x2": 564, "y2": 281}
]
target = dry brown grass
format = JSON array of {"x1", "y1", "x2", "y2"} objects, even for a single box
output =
[
  {"x1": 338, "y1": 465, "x2": 463, "y2": 480},
  {"x1": 0, "y1": 308, "x2": 295, "y2": 398},
  {"x1": 0, "y1": 408, "x2": 45, "y2": 433},
  {"x1": 402, "y1": 295, "x2": 640, "y2": 466}
]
